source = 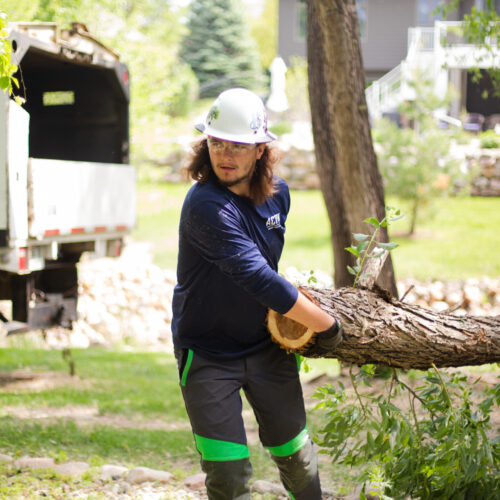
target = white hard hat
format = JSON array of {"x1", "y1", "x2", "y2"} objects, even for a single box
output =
[{"x1": 195, "y1": 88, "x2": 277, "y2": 144}]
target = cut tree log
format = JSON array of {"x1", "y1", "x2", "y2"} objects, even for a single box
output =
[{"x1": 267, "y1": 285, "x2": 500, "y2": 370}]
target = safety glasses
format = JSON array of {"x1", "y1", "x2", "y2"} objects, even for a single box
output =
[{"x1": 207, "y1": 137, "x2": 256, "y2": 156}]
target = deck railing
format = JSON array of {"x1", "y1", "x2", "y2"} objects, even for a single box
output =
[{"x1": 366, "y1": 21, "x2": 499, "y2": 120}]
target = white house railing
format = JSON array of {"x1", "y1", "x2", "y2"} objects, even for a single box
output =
[
  {"x1": 365, "y1": 63, "x2": 403, "y2": 122},
  {"x1": 366, "y1": 21, "x2": 499, "y2": 120}
]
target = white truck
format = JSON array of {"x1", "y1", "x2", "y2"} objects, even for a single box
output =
[{"x1": 0, "y1": 22, "x2": 136, "y2": 334}]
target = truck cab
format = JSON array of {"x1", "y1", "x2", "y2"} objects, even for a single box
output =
[{"x1": 0, "y1": 22, "x2": 136, "y2": 333}]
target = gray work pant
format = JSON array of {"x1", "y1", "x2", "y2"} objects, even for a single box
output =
[{"x1": 175, "y1": 343, "x2": 322, "y2": 500}]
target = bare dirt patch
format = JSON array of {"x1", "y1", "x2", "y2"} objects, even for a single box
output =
[
  {"x1": 0, "y1": 370, "x2": 190, "y2": 431},
  {"x1": 0, "y1": 370, "x2": 87, "y2": 392},
  {"x1": 0, "y1": 402, "x2": 191, "y2": 431}
]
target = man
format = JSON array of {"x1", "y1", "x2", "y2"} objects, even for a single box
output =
[{"x1": 172, "y1": 88, "x2": 343, "y2": 500}]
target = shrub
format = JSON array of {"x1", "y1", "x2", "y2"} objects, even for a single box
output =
[
  {"x1": 373, "y1": 119, "x2": 462, "y2": 235},
  {"x1": 479, "y1": 130, "x2": 500, "y2": 149},
  {"x1": 269, "y1": 121, "x2": 292, "y2": 136},
  {"x1": 314, "y1": 366, "x2": 500, "y2": 499}
]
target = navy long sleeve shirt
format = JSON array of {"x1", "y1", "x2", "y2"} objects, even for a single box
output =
[{"x1": 171, "y1": 177, "x2": 298, "y2": 360}]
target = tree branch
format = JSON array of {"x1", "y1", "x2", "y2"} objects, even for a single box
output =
[{"x1": 267, "y1": 286, "x2": 500, "y2": 369}]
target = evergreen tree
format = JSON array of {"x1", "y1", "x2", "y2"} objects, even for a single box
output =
[{"x1": 180, "y1": 0, "x2": 264, "y2": 97}]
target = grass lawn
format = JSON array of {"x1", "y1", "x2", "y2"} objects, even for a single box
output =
[
  {"x1": 133, "y1": 180, "x2": 500, "y2": 280},
  {"x1": 0, "y1": 349, "x2": 192, "y2": 465},
  {"x1": 389, "y1": 196, "x2": 500, "y2": 280}
]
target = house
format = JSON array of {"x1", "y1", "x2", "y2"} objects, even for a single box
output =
[{"x1": 278, "y1": 0, "x2": 500, "y2": 124}]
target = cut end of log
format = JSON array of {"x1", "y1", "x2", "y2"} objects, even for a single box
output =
[
  {"x1": 267, "y1": 310, "x2": 316, "y2": 351},
  {"x1": 266, "y1": 287, "x2": 319, "y2": 352}
]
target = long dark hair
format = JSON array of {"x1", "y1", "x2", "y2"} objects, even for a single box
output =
[{"x1": 184, "y1": 138, "x2": 281, "y2": 205}]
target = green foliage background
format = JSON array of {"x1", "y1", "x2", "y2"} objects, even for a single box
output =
[
  {"x1": 2, "y1": 0, "x2": 276, "y2": 165},
  {"x1": 0, "y1": 11, "x2": 18, "y2": 96},
  {"x1": 180, "y1": 0, "x2": 264, "y2": 97},
  {"x1": 250, "y1": 0, "x2": 278, "y2": 70},
  {"x1": 1, "y1": 0, "x2": 201, "y2": 167}
]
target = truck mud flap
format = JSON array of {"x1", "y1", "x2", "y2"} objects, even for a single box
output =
[
  {"x1": 27, "y1": 297, "x2": 77, "y2": 331},
  {"x1": 1, "y1": 299, "x2": 77, "y2": 334},
  {"x1": 1, "y1": 320, "x2": 30, "y2": 335}
]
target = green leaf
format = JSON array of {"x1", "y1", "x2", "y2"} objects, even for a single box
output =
[
  {"x1": 345, "y1": 247, "x2": 361, "y2": 258},
  {"x1": 353, "y1": 233, "x2": 369, "y2": 242},
  {"x1": 389, "y1": 214, "x2": 405, "y2": 222},
  {"x1": 378, "y1": 242, "x2": 399, "y2": 251},
  {"x1": 366, "y1": 431, "x2": 375, "y2": 449},
  {"x1": 347, "y1": 265, "x2": 357, "y2": 276},
  {"x1": 0, "y1": 76, "x2": 9, "y2": 90},
  {"x1": 361, "y1": 364, "x2": 376, "y2": 376},
  {"x1": 357, "y1": 240, "x2": 370, "y2": 254},
  {"x1": 364, "y1": 217, "x2": 380, "y2": 228}
]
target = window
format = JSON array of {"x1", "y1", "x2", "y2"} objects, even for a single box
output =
[
  {"x1": 296, "y1": 2, "x2": 307, "y2": 40},
  {"x1": 418, "y1": 0, "x2": 444, "y2": 25}
]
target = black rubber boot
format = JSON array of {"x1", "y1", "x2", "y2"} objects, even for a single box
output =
[
  {"x1": 271, "y1": 439, "x2": 322, "y2": 500},
  {"x1": 201, "y1": 458, "x2": 253, "y2": 500}
]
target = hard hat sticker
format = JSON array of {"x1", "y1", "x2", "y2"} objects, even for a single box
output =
[
  {"x1": 207, "y1": 105, "x2": 219, "y2": 125},
  {"x1": 250, "y1": 113, "x2": 263, "y2": 133}
]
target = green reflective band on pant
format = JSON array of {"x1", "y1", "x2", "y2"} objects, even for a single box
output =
[
  {"x1": 194, "y1": 434, "x2": 250, "y2": 461},
  {"x1": 295, "y1": 353, "x2": 302, "y2": 372},
  {"x1": 265, "y1": 426, "x2": 309, "y2": 458},
  {"x1": 288, "y1": 492, "x2": 296, "y2": 500},
  {"x1": 181, "y1": 349, "x2": 193, "y2": 387}
]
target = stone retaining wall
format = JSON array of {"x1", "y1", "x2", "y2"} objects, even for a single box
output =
[
  {"x1": 469, "y1": 149, "x2": 500, "y2": 196},
  {"x1": 163, "y1": 134, "x2": 500, "y2": 195}
]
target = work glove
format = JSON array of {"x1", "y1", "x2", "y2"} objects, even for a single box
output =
[{"x1": 298, "y1": 319, "x2": 344, "y2": 358}]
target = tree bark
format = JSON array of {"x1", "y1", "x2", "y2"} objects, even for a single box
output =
[
  {"x1": 268, "y1": 286, "x2": 500, "y2": 370},
  {"x1": 307, "y1": 0, "x2": 398, "y2": 296}
]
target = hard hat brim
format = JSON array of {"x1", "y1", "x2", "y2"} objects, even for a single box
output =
[{"x1": 195, "y1": 122, "x2": 277, "y2": 144}]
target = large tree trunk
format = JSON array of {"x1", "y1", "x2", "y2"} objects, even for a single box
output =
[
  {"x1": 268, "y1": 286, "x2": 500, "y2": 370},
  {"x1": 307, "y1": 0, "x2": 397, "y2": 295}
]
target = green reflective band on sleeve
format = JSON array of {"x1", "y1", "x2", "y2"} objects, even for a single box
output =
[
  {"x1": 265, "y1": 426, "x2": 309, "y2": 458},
  {"x1": 181, "y1": 349, "x2": 194, "y2": 387},
  {"x1": 194, "y1": 434, "x2": 250, "y2": 461}
]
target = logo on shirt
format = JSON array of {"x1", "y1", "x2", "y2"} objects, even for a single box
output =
[{"x1": 266, "y1": 213, "x2": 283, "y2": 231}]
